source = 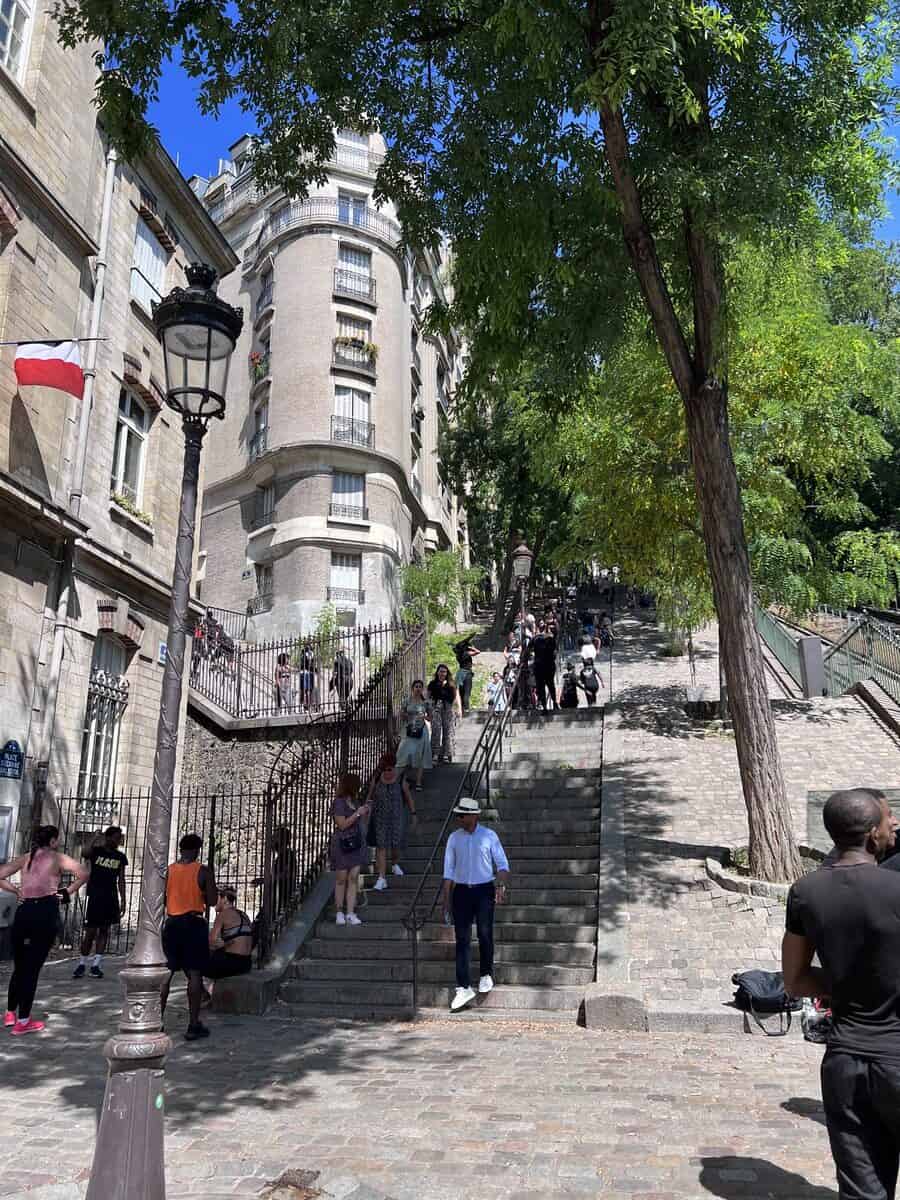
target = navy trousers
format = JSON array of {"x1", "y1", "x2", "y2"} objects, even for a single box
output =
[{"x1": 451, "y1": 882, "x2": 495, "y2": 988}]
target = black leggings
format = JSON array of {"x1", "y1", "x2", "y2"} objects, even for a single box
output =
[{"x1": 7, "y1": 896, "x2": 58, "y2": 1020}]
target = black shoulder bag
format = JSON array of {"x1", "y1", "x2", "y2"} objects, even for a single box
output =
[{"x1": 731, "y1": 969, "x2": 801, "y2": 1037}]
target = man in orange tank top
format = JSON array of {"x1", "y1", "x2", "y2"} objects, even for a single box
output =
[{"x1": 161, "y1": 833, "x2": 217, "y2": 1041}]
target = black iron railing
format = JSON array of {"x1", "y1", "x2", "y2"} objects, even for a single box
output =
[
  {"x1": 333, "y1": 340, "x2": 377, "y2": 376},
  {"x1": 247, "y1": 590, "x2": 274, "y2": 616},
  {"x1": 331, "y1": 414, "x2": 375, "y2": 448},
  {"x1": 334, "y1": 268, "x2": 376, "y2": 303},
  {"x1": 198, "y1": 605, "x2": 248, "y2": 644},
  {"x1": 329, "y1": 502, "x2": 368, "y2": 521},
  {"x1": 190, "y1": 619, "x2": 406, "y2": 721},
  {"x1": 402, "y1": 653, "x2": 528, "y2": 1010},
  {"x1": 327, "y1": 586, "x2": 366, "y2": 604},
  {"x1": 412, "y1": 476, "x2": 422, "y2": 501}
]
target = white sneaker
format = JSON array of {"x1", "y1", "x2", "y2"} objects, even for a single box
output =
[
  {"x1": 450, "y1": 986, "x2": 476, "y2": 1012},
  {"x1": 392, "y1": 864, "x2": 404, "y2": 877},
  {"x1": 478, "y1": 975, "x2": 494, "y2": 994},
  {"x1": 346, "y1": 913, "x2": 362, "y2": 925},
  {"x1": 335, "y1": 912, "x2": 346, "y2": 925},
  {"x1": 373, "y1": 876, "x2": 388, "y2": 891}
]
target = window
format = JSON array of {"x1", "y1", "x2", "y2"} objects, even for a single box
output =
[
  {"x1": 77, "y1": 637, "x2": 128, "y2": 798},
  {"x1": 338, "y1": 129, "x2": 368, "y2": 148},
  {"x1": 334, "y1": 385, "x2": 370, "y2": 423},
  {"x1": 0, "y1": 0, "x2": 33, "y2": 80},
  {"x1": 331, "y1": 472, "x2": 366, "y2": 520},
  {"x1": 110, "y1": 389, "x2": 148, "y2": 505},
  {"x1": 255, "y1": 563, "x2": 273, "y2": 597},
  {"x1": 254, "y1": 483, "x2": 276, "y2": 526},
  {"x1": 250, "y1": 400, "x2": 269, "y2": 460},
  {"x1": 130, "y1": 217, "x2": 168, "y2": 312},
  {"x1": 339, "y1": 245, "x2": 371, "y2": 277},
  {"x1": 330, "y1": 552, "x2": 362, "y2": 598},
  {"x1": 338, "y1": 190, "x2": 367, "y2": 227},
  {"x1": 337, "y1": 313, "x2": 371, "y2": 342}
]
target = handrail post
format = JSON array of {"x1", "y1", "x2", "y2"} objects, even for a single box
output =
[{"x1": 411, "y1": 923, "x2": 419, "y2": 1012}]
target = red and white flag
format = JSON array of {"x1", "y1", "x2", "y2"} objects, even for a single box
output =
[{"x1": 13, "y1": 341, "x2": 85, "y2": 399}]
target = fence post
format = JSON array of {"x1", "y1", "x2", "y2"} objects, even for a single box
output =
[
  {"x1": 798, "y1": 636, "x2": 826, "y2": 699},
  {"x1": 207, "y1": 791, "x2": 218, "y2": 885},
  {"x1": 260, "y1": 780, "x2": 276, "y2": 963}
]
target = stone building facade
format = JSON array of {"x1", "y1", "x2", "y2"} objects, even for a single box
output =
[
  {"x1": 189, "y1": 132, "x2": 469, "y2": 637},
  {"x1": 0, "y1": 1, "x2": 237, "y2": 855}
]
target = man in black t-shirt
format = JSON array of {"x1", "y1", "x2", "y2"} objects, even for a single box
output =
[
  {"x1": 531, "y1": 622, "x2": 558, "y2": 713},
  {"x1": 454, "y1": 636, "x2": 481, "y2": 716},
  {"x1": 73, "y1": 826, "x2": 127, "y2": 980},
  {"x1": 783, "y1": 789, "x2": 900, "y2": 1199}
]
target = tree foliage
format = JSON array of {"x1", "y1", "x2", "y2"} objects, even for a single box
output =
[{"x1": 399, "y1": 550, "x2": 480, "y2": 631}]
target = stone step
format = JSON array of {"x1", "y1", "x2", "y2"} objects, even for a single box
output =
[
  {"x1": 300, "y1": 936, "x2": 597, "y2": 964},
  {"x1": 288, "y1": 960, "x2": 594, "y2": 987},
  {"x1": 360, "y1": 871, "x2": 599, "y2": 890},
  {"x1": 398, "y1": 841, "x2": 598, "y2": 861},
  {"x1": 382, "y1": 856, "x2": 599, "y2": 876},
  {"x1": 359, "y1": 883, "x2": 600, "y2": 906},
  {"x1": 341, "y1": 904, "x2": 598, "y2": 927},
  {"x1": 275, "y1": 999, "x2": 415, "y2": 1022},
  {"x1": 414, "y1": 819, "x2": 599, "y2": 840},
  {"x1": 279, "y1": 978, "x2": 589, "y2": 1009}
]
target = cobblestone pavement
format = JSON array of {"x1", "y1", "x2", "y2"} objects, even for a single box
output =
[
  {"x1": 0, "y1": 959, "x2": 838, "y2": 1200},
  {"x1": 607, "y1": 613, "x2": 900, "y2": 1013}
]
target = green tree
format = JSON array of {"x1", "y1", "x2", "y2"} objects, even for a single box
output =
[
  {"x1": 400, "y1": 550, "x2": 480, "y2": 629},
  {"x1": 57, "y1": 0, "x2": 898, "y2": 879}
]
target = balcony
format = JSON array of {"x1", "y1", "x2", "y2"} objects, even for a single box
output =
[
  {"x1": 206, "y1": 172, "x2": 263, "y2": 224},
  {"x1": 327, "y1": 586, "x2": 365, "y2": 605},
  {"x1": 248, "y1": 428, "x2": 269, "y2": 462},
  {"x1": 247, "y1": 590, "x2": 273, "y2": 615},
  {"x1": 331, "y1": 414, "x2": 375, "y2": 448},
  {"x1": 250, "y1": 352, "x2": 271, "y2": 385},
  {"x1": 411, "y1": 344, "x2": 422, "y2": 379},
  {"x1": 254, "y1": 198, "x2": 401, "y2": 259},
  {"x1": 255, "y1": 283, "x2": 274, "y2": 318},
  {"x1": 332, "y1": 338, "x2": 377, "y2": 378},
  {"x1": 250, "y1": 505, "x2": 276, "y2": 530},
  {"x1": 329, "y1": 502, "x2": 369, "y2": 522},
  {"x1": 328, "y1": 144, "x2": 385, "y2": 176},
  {"x1": 411, "y1": 409, "x2": 423, "y2": 444},
  {"x1": 412, "y1": 476, "x2": 422, "y2": 501},
  {"x1": 334, "y1": 267, "x2": 376, "y2": 304}
]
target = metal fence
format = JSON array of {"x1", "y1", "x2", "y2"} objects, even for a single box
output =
[
  {"x1": 754, "y1": 605, "x2": 804, "y2": 686},
  {"x1": 54, "y1": 786, "x2": 153, "y2": 955},
  {"x1": 51, "y1": 623, "x2": 425, "y2": 966},
  {"x1": 190, "y1": 619, "x2": 406, "y2": 722},
  {"x1": 823, "y1": 615, "x2": 900, "y2": 704}
]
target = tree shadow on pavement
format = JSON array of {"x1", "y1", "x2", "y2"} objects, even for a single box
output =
[{"x1": 699, "y1": 1155, "x2": 837, "y2": 1199}]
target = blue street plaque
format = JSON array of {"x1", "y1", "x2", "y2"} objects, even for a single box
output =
[{"x1": 0, "y1": 741, "x2": 23, "y2": 780}]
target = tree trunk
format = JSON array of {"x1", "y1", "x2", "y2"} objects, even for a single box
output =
[
  {"x1": 490, "y1": 532, "x2": 516, "y2": 643},
  {"x1": 684, "y1": 383, "x2": 801, "y2": 881}
]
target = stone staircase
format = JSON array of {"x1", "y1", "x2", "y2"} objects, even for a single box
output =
[{"x1": 277, "y1": 707, "x2": 604, "y2": 1020}]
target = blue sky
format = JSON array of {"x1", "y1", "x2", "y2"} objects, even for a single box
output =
[{"x1": 148, "y1": 60, "x2": 899, "y2": 243}]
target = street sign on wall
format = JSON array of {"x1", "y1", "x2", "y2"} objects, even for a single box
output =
[{"x1": 0, "y1": 741, "x2": 23, "y2": 780}]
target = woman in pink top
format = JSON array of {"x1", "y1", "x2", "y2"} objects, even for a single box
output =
[{"x1": 0, "y1": 825, "x2": 88, "y2": 1034}]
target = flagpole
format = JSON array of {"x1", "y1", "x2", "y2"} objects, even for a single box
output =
[{"x1": 0, "y1": 338, "x2": 109, "y2": 346}]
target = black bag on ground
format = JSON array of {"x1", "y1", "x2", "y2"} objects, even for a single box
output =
[{"x1": 731, "y1": 969, "x2": 801, "y2": 1036}]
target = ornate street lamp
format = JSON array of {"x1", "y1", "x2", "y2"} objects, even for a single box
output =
[
  {"x1": 87, "y1": 264, "x2": 242, "y2": 1200},
  {"x1": 511, "y1": 538, "x2": 534, "y2": 667}
]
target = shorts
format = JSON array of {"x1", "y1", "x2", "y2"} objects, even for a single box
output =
[
  {"x1": 85, "y1": 894, "x2": 121, "y2": 929},
  {"x1": 162, "y1": 914, "x2": 209, "y2": 974},
  {"x1": 204, "y1": 949, "x2": 253, "y2": 981}
]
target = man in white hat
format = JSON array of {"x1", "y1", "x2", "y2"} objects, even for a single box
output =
[{"x1": 441, "y1": 797, "x2": 510, "y2": 1012}]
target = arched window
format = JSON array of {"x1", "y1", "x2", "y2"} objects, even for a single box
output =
[{"x1": 77, "y1": 637, "x2": 128, "y2": 798}]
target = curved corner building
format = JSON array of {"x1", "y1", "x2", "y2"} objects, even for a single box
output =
[{"x1": 189, "y1": 130, "x2": 468, "y2": 636}]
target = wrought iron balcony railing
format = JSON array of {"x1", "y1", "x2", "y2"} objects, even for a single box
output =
[
  {"x1": 334, "y1": 267, "x2": 376, "y2": 303},
  {"x1": 256, "y1": 284, "x2": 274, "y2": 316},
  {"x1": 247, "y1": 590, "x2": 274, "y2": 615},
  {"x1": 327, "y1": 586, "x2": 365, "y2": 605},
  {"x1": 329, "y1": 502, "x2": 369, "y2": 522},
  {"x1": 333, "y1": 339, "x2": 377, "y2": 377},
  {"x1": 330, "y1": 414, "x2": 375, "y2": 448}
]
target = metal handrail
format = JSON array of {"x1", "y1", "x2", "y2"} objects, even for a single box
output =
[{"x1": 402, "y1": 653, "x2": 530, "y2": 1011}]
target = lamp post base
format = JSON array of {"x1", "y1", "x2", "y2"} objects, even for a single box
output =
[{"x1": 86, "y1": 962, "x2": 173, "y2": 1200}]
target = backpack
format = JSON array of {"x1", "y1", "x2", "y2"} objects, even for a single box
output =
[
  {"x1": 599, "y1": 627, "x2": 612, "y2": 648},
  {"x1": 560, "y1": 674, "x2": 579, "y2": 709},
  {"x1": 580, "y1": 663, "x2": 599, "y2": 693},
  {"x1": 731, "y1": 969, "x2": 801, "y2": 1036}
]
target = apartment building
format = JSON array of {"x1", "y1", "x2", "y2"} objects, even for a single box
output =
[
  {"x1": 0, "y1": 0, "x2": 237, "y2": 854},
  {"x1": 190, "y1": 131, "x2": 469, "y2": 635}
]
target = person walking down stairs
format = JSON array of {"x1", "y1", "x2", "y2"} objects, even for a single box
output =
[
  {"x1": 367, "y1": 754, "x2": 416, "y2": 892},
  {"x1": 441, "y1": 797, "x2": 510, "y2": 1012}
]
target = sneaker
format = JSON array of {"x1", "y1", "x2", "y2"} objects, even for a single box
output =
[
  {"x1": 3, "y1": 1011, "x2": 15, "y2": 1028},
  {"x1": 72, "y1": 964, "x2": 86, "y2": 979},
  {"x1": 346, "y1": 913, "x2": 362, "y2": 926},
  {"x1": 184, "y1": 1023, "x2": 210, "y2": 1041},
  {"x1": 10, "y1": 1019, "x2": 45, "y2": 1036},
  {"x1": 391, "y1": 864, "x2": 404, "y2": 877},
  {"x1": 89, "y1": 965, "x2": 104, "y2": 979},
  {"x1": 450, "y1": 986, "x2": 476, "y2": 1012},
  {"x1": 336, "y1": 912, "x2": 347, "y2": 925},
  {"x1": 478, "y1": 974, "x2": 494, "y2": 994},
  {"x1": 373, "y1": 876, "x2": 388, "y2": 891}
]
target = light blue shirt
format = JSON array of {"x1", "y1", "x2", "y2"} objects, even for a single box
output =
[{"x1": 443, "y1": 824, "x2": 510, "y2": 886}]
